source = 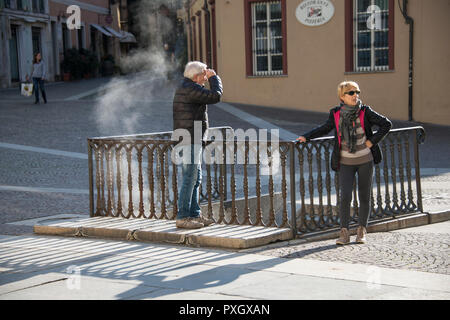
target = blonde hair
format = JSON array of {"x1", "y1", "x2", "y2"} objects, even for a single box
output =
[
  {"x1": 184, "y1": 61, "x2": 207, "y2": 80},
  {"x1": 337, "y1": 81, "x2": 360, "y2": 100}
]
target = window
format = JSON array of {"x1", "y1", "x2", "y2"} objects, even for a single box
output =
[
  {"x1": 32, "y1": 27, "x2": 41, "y2": 55},
  {"x1": 346, "y1": 0, "x2": 394, "y2": 72},
  {"x1": 9, "y1": 25, "x2": 20, "y2": 81},
  {"x1": 90, "y1": 27, "x2": 97, "y2": 52},
  {"x1": 78, "y1": 26, "x2": 84, "y2": 50},
  {"x1": 191, "y1": 16, "x2": 197, "y2": 60},
  {"x1": 102, "y1": 34, "x2": 108, "y2": 56},
  {"x1": 245, "y1": 0, "x2": 287, "y2": 76},
  {"x1": 355, "y1": 0, "x2": 389, "y2": 71},
  {"x1": 32, "y1": 0, "x2": 45, "y2": 13},
  {"x1": 196, "y1": 11, "x2": 203, "y2": 62},
  {"x1": 62, "y1": 23, "x2": 69, "y2": 53}
]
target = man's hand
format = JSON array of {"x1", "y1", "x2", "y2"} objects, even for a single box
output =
[
  {"x1": 206, "y1": 69, "x2": 216, "y2": 78},
  {"x1": 296, "y1": 136, "x2": 307, "y2": 144},
  {"x1": 365, "y1": 140, "x2": 373, "y2": 148}
]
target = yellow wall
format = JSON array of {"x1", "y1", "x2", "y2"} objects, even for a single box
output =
[
  {"x1": 183, "y1": 0, "x2": 450, "y2": 125},
  {"x1": 409, "y1": 0, "x2": 450, "y2": 124}
]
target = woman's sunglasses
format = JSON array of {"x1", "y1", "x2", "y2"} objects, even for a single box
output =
[{"x1": 344, "y1": 90, "x2": 361, "y2": 96}]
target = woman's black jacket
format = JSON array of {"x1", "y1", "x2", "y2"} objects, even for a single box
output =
[{"x1": 302, "y1": 104, "x2": 392, "y2": 171}]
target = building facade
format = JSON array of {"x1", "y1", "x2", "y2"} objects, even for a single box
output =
[
  {"x1": 180, "y1": 0, "x2": 450, "y2": 125},
  {"x1": 0, "y1": 0, "x2": 136, "y2": 88},
  {"x1": 1, "y1": 0, "x2": 51, "y2": 86}
]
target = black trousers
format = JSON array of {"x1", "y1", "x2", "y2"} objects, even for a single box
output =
[{"x1": 339, "y1": 161, "x2": 374, "y2": 229}]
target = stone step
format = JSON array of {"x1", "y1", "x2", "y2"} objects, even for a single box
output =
[{"x1": 33, "y1": 215, "x2": 293, "y2": 249}]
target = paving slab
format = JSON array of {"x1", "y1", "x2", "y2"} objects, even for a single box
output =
[
  {"x1": 1, "y1": 234, "x2": 448, "y2": 300},
  {"x1": 32, "y1": 215, "x2": 292, "y2": 249}
]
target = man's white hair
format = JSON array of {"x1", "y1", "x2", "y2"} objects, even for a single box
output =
[{"x1": 184, "y1": 61, "x2": 207, "y2": 80}]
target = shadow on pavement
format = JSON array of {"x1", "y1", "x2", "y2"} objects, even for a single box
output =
[{"x1": 0, "y1": 235, "x2": 285, "y2": 299}]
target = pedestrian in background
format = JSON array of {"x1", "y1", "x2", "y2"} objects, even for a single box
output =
[
  {"x1": 172, "y1": 61, "x2": 223, "y2": 229},
  {"x1": 26, "y1": 52, "x2": 47, "y2": 104},
  {"x1": 296, "y1": 81, "x2": 392, "y2": 245}
]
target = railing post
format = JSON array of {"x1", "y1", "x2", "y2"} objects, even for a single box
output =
[
  {"x1": 413, "y1": 130, "x2": 424, "y2": 212},
  {"x1": 88, "y1": 139, "x2": 94, "y2": 217},
  {"x1": 289, "y1": 143, "x2": 297, "y2": 238},
  {"x1": 222, "y1": 127, "x2": 228, "y2": 201}
]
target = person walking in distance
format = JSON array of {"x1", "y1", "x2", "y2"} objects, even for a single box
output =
[
  {"x1": 172, "y1": 61, "x2": 223, "y2": 229},
  {"x1": 26, "y1": 52, "x2": 47, "y2": 104},
  {"x1": 296, "y1": 81, "x2": 391, "y2": 244}
]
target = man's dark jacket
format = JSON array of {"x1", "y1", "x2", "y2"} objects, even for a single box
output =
[
  {"x1": 302, "y1": 104, "x2": 392, "y2": 171},
  {"x1": 173, "y1": 75, "x2": 223, "y2": 142}
]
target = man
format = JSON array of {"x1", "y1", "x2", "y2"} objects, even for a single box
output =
[{"x1": 172, "y1": 61, "x2": 223, "y2": 229}]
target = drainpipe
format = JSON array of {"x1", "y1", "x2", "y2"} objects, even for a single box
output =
[{"x1": 400, "y1": 0, "x2": 414, "y2": 121}]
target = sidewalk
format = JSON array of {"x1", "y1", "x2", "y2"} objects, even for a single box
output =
[{"x1": 0, "y1": 221, "x2": 449, "y2": 300}]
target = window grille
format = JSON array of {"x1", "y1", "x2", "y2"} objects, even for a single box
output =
[
  {"x1": 354, "y1": 0, "x2": 389, "y2": 72},
  {"x1": 252, "y1": 1, "x2": 283, "y2": 76}
]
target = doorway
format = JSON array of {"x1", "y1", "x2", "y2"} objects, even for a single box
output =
[{"x1": 9, "y1": 25, "x2": 20, "y2": 82}]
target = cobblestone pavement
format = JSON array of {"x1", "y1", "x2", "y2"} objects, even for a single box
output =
[
  {"x1": 421, "y1": 173, "x2": 450, "y2": 212},
  {"x1": 252, "y1": 228, "x2": 450, "y2": 275},
  {"x1": 0, "y1": 75, "x2": 263, "y2": 236},
  {"x1": 1, "y1": 73, "x2": 449, "y2": 277}
]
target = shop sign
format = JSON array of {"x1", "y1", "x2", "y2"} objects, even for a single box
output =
[{"x1": 295, "y1": 0, "x2": 335, "y2": 27}]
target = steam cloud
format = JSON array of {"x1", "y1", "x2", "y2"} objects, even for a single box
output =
[{"x1": 94, "y1": 0, "x2": 182, "y2": 136}]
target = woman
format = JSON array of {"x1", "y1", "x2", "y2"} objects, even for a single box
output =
[
  {"x1": 296, "y1": 81, "x2": 392, "y2": 245},
  {"x1": 26, "y1": 53, "x2": 47, "y2": 104}
]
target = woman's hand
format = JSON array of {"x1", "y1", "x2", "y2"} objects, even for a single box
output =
[
  {"x1": 296, "y1": 136, "x2": 307, "y2": 144},
  {"x1": 365, "y1": 140, "x2": 373, "y2": 148}
]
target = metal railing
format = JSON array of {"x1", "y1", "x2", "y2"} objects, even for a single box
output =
[
  {"x1": 88, "y1": 126, "x2": 425, "y2": 237},
  {"x1": 292, "y1": 126, "x2": 425, "y2": 235}
]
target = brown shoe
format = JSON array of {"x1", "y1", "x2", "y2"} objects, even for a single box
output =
[
  {"x1": 176, "y1": 217, "x2": 204, "y2": 229},
  {"x1": 336, "y1": 228, "x2": 350, "y2": 245},
  {"x1": 356, "y1": 226, "x2": 367, "y2": 244},
  {"x1": 194, "y1": 215, "x2": 215, "y2": 226}
]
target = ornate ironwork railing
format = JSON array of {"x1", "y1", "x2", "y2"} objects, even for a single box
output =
[
  {"x1": 88, "y1": 126, "x2": 425, "y2": 237},
  {"x1": 292, "y1": 126, "x2": 425, "y2": 235}
]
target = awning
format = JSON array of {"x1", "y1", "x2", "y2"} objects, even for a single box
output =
[
  {"x1": 90, "y1": 24, "x2": 113, "y2": 37},
  {"x1": 9, "y1": 14, "x2": 49, "y2": 24},
  {"x1": 103, "y1": 26, "x2": 123, "y2": 38},
  {"x1": 92, "y1": 25, "x2": 136, "y2": 43},
  {"x1": 119, "y1": 31, "x2": 137, "y2": 43}
]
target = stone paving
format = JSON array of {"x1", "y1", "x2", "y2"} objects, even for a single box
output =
[
  {"x1": 247, "y1": 222, "x2": 450, "y2": 275},
  {"x1": 1, "y1": 73, "x2": 449, "y2": 278}
]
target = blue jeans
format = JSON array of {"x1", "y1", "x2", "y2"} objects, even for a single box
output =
[
  {"x1": 32, "y1": 77, "x2": 46, "y2": 102},
  {"x1": 177, "y1": 145, "x2": 202, "y2": 219}
]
